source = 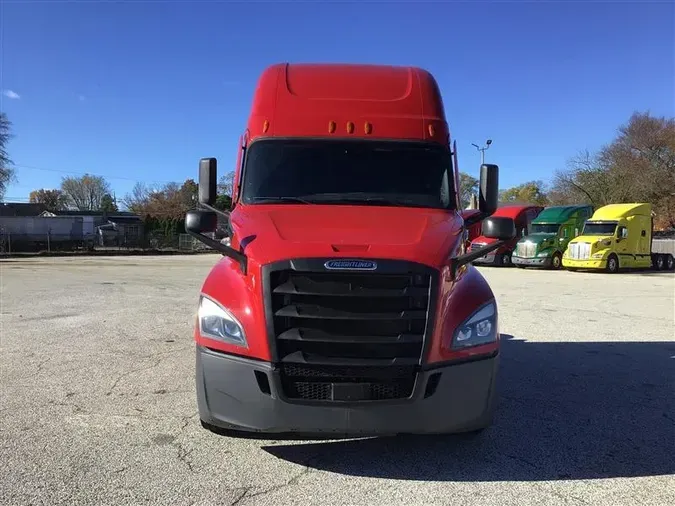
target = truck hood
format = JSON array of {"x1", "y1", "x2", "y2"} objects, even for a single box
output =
[
  {"x1": 471, "y1": 235, "x2": 498, "y2": 246},
  {"x1": 228, "y1": 204, "x2": 464, "y2": 268},
  {"x1": 570, "y1": 235, "x2": 614, "y2": 246}
]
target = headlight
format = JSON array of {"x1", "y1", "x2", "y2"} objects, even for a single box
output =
[
  {"x1": 197, "y1": 295, "x2": 247, "y2": 347},
  {"x1": 452, "y1": 301, "x2": 498, "y2": 350}
]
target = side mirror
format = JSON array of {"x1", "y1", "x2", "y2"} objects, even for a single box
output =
[
  {"x1": 199, "y1": 158, "x2": 218, "y2": 205},
  {"x1": 482, "y1": 216, "x2": 516, "y2": 241},
  {"x1": 186, "y1": 210, "x2": 218, "y2": 234},
  {"x1": 478, "y1": 164, "x2": 499, "y2": 217}
]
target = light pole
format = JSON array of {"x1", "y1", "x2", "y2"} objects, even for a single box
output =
[{"x1": 471, "y1": 139, "x2": 492, "y2": 165}]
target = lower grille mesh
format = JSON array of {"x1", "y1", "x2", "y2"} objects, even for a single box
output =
[{"x1": 279, "y1": 363, "x2": 417, "y2": 401}]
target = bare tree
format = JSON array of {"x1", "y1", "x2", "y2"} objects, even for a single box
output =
[
  {"x1": 0, "y1": 112, "x2": 16, "y2": 200},
  {"x1": 60, "y1": 174, "x2": 112, "y2": 211},
  {"x1": 121, "y1": 182, "x2": 152, "y2": 214},
  {"x1": 549, "y1": 150, "x2": 612, "y2": 206},
  {"x1": 549, "y1": 112, "x2": 675, "y2": 228}
]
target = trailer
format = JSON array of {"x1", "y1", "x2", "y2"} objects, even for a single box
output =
[{"x1": 0, "y1": 216, "x2": 95, "y2": 252}]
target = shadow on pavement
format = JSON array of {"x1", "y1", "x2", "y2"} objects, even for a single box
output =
[{"x1": 262, "y1": 334, "x2": 675, "y2": 481}]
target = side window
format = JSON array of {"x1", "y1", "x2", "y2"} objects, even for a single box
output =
[
  {"x1": 562, "y1": 227, "x2": 570, "y2": 238},
  {"x1": 641, "y1": 230, "x2": 646, "y2": 237},
  {"x1": 617, "y1": 226, "x2": 628, "y2": 239}
]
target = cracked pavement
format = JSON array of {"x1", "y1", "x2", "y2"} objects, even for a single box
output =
[{"x1": 1, "y1": 255, "x2": 673, "y2": 506}]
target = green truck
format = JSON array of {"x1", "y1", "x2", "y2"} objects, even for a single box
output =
[{"x1": 512, "y1": 205, "x2": 594, "y2": 269}]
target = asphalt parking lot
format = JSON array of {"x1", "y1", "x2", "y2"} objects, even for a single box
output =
[{"x1": 1, "y1": 255, "x2": 673, "y2": 506}]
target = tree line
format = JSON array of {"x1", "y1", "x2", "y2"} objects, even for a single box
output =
[{"x1": 2, "y1": 110, "x2": 674, "y2": 230}]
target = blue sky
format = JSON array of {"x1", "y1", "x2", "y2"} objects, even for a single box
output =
[{"x1": 1, "y1": 0, "x2": 673, "y2": 206}]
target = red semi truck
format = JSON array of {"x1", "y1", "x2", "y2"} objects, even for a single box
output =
[
  {"x1": 185, "y1": 63, "x2": 515, "y2": 436},
  {"x1": 460, "y1": 209, "x2": 483, "y2": 252},
  {"x1": 470, "y1": 204, "x2": 544, "y2": 266}
]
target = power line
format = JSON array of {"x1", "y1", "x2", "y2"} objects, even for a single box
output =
[{"x1": 11, "y1": 163, "x2": 180, "y2": 185}]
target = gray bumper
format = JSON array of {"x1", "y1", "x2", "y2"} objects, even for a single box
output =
[
  {"x1": 512, "y1": 255, "x2": 552, "y2": 268},
  {"x1": 196, "y1": 346, "x2": 499, "y2": 436},
  {"x1": 471, "y1": 252, "x2": 496, "y2": 265}
]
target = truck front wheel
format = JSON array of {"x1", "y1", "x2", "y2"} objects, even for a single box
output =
[
  {"x1": 606, "y1": 254, "x2": 619, "y2": 273},
  {"x1": 551, "y1": 252, "x2": 562, "y2": 270},
  {"x1": 497, "y1": 251, "x2": 511, "y2": 267}
]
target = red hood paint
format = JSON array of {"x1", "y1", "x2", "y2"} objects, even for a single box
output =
[
  {"x1": 228, "y1": 204, "x2": 465, "y2": 268},
  {"x1": 197, "y1": 204, "x2": 497, "y2": 364},
  {"x1": 471, "y1": 235, "x2": 498, "y2": 245}
]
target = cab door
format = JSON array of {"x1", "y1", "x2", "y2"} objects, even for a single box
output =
[{"x1": 615, "y1": 224, "x2": 632, "y2": 267}]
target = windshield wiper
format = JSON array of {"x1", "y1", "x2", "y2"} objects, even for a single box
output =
[{"x1": 249, "y1": 196, "x2": 315, "y2": 204}]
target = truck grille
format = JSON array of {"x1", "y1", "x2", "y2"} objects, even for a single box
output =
[
  {"x1": 263, "y1": 259, "x2": 437, "y2": 403},
  {"x1": 568, "y1": 242, "x2": 591, "y2": 260},
  {"x1": 516, "y1": 242, "x2": 536, "y2": 257},
  {"x1": 279, "y1": 363, "x2": 416, "y2": 401}
]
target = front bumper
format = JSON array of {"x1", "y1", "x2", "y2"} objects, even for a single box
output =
[
  {"x1": 471, "y1": 252, "x2": 497, "y2": 265},
  {"x1": 562, "y1": 257, "x2": 607, "y2": 269},
  {"x1": 196, "y1": 346, "x2": 499, "y2": 436},
  {"x1": 511, "y1": 255, "x2": 552, "y2": 268}
]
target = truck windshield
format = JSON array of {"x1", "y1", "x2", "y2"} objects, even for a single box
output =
[
  {"x1": 582, "y1": 221, "x2": 617, "y2": 235},
  {"x1": 530, "y1": 224, "x2": 559, "y2": 234},
  {"x1": 240, "y1": 139, "x2": 455, "y2": 210}
]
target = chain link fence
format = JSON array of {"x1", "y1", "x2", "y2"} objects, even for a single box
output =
[{"x1": 0, "y1": 227, "x2": 226, "y2": 257}]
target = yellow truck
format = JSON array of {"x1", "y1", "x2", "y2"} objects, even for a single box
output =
[{"x1": 562, "y1": 203, "x2": 675, "y2": 273}]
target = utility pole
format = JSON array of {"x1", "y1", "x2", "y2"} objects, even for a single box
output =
[{"x1": 471, "y1": 139, "x2": 493, "y2": 165}]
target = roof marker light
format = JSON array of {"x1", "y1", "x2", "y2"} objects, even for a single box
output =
[
  {"x1": 346, "y1": 121, "x2": 354, "y2": 134},
  {"x1": 328, "y1": 121, "x2": 336, "y2": 133},
  {"x1": 364, "y1": 121, "x2": 372, "y2": 134},
  {"x1": 262, "y1": 120, "x2": 269, "y2": 133}
]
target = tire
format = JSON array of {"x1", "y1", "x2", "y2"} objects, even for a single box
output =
[
  {"x1": 498, "y1": 252, "x2": 512, "y2": 267},
  {"x1": 655, "y1": 254, "x2": 665, "y2": 271},
  {"x1": 606, "y1": 254, "x2": 619, "y2": 273},
  {"x1": 667, "y1": 254, "x2": 675, "y2": 271},
  {"x1": 551, "y1": 252, "x2": 563, "y2": 270}
]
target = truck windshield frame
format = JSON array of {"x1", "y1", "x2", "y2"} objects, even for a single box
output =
[
  {"x1": 239, "y1": 138, "x2": 456, "y2": 210},
  {"x1": 583, "y1": 221, "x2": 618, "y2": 236}
]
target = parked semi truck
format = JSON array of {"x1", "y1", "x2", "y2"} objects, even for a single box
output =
[
  {"x1": 184, "y1": 62, "x2": 516, "y2": 436},
  {"x1": 460, "y1": 209, "x2": 482, "y2": 252},
  {"x1": 562, "y1": 203, "x2": 675, "y2": 273},
  {"x1": 469, "y1": 204, "x2": 543, "y2": 266},
  {"x1": 512, "y1": 205, "x2": 594, "y2": 269}
]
